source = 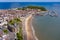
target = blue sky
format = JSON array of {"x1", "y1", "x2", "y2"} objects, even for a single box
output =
[{"x1": 0, "y1": 0, "x2": 60, "y2": 2}]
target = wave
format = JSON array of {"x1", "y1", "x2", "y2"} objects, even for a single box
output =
[{"x1": 31, "y1": 15, "x2": 38, "y2": 40}]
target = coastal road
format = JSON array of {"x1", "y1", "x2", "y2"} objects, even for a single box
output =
[{"x1": 22, "y1": 18, "x2": 27, "y2": 40}]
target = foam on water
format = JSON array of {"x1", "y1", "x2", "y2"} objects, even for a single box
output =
[{"x1": 31, "y1": 15, "x2": 38, "y2": 40}]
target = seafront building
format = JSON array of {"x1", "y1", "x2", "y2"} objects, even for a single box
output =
[
  {"x1": 0, "y1": 17, "x2": 7, "y2": 28},
  {"x1": 0, "y1": 8, "x2": 50, "y2": 40}
]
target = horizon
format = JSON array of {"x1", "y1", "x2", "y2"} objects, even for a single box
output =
[
  {"x1": 0, "y1": 1, "x2": 60, "y2": 40},
  {"x1": 0, "y1": 0, "x2": 60, "y2": 2}
]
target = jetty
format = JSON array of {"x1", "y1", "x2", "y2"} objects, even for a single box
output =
[{"x1": 48, "y1": 10, "x2": 58, "y2": 17}]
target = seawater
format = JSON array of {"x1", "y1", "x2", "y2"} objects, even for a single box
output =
[
  {"x1": 32, "y1": 12, "x2": 60, "y2": 40},
  {"x1": 0, "y1": 2, "x2": 60, "y2": 40}
]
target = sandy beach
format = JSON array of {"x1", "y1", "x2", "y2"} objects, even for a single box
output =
[{"x1": 25, "y1": 14, "x2": 38, "y2": 40}]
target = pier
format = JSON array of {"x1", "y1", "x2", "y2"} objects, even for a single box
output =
[{"x1": 48, "y1": 10, "x2": 58, "y2": 17}]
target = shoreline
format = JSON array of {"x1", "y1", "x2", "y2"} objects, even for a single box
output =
[{"x1": 25, "y1": 14, "x2": 38, "y2": 40}]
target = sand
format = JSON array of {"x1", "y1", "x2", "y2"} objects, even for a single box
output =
[{"x1": 25, "y1": 15, "x2": 38, "y2": 40}]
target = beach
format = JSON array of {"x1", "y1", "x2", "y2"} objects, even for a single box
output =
[
  {"x1": 25, "y1": 14, "x2": 38, "y2": 40},
  {"x1": 0, "y1": 2, "x2": 59, "y2": 40}
]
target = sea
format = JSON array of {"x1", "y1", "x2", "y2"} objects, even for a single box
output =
[{"x1": 0, "y1": 2, "x2": 60, "y2": 40}]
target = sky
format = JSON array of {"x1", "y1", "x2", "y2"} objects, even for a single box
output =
[{"x1": 0, "y1": 0, "x2": 60, "y2": 2}]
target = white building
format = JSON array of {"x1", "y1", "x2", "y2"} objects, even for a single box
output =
[{"x1": 0, "y1": 17, "x2": 8, "y2": 28}]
